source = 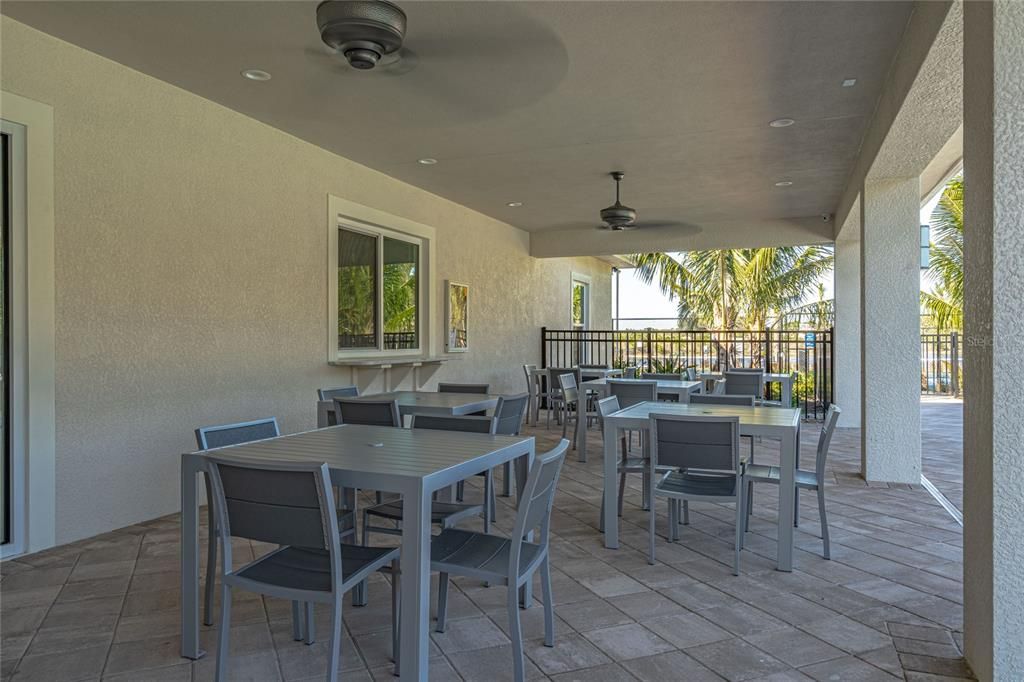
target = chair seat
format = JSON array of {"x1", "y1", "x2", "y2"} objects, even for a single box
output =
[
  {"x1": 656, "y1": 470, "x2": 738, "y2": 498},
  {"x1": 236, "y1": 545, "x2": 398, "y2": 593},
  {"x1": 430, "y1": 528, "x2": 543, "y2": 581},
  {"x1": 745, "y1": 464, "x2": 819, "y2": 489},
  {"x1": 365, "y1": 499, "x2": 484, "y2": 525}
]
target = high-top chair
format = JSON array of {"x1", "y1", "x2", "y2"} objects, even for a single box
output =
[
  {"x1": 205, "y1": 456, "x2": 400, "y2": 681},
  {"x1": 431, "y1": 439, "x2": 570, "y2": 682},
  {"x1": 648, "y1": 414, "x2": 746, "y2": 574},
  {"x1": 746, "y1": 404, "x2": 842, "y2": 558}
]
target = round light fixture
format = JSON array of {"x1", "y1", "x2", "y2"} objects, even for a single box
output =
[
  {"x1": 769, "y1": 118, "x2": 795, "y2": 128},
  {"x1": 774, "y1": 180, "x2": 794, "y2": 187},
  {"x1": 506, "y1": 201, "x2": 523, "y2": 207},
  {"x1": 417, "y1": 158, "x2": 438, "y2": 165},
  {"x1": 841, "y1": 78, "x2": 858, "y2": 88},
  {"x1": 241, "y1": 69, "x2": 272, "y2": 81}
]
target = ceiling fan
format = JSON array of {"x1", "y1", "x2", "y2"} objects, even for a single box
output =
[{"x1": 596, "y1": 171, "x2": 691, "y2": 232}]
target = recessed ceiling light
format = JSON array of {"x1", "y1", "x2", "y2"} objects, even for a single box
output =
[
  {"x1": 241, "y1": 69, "x2": 272, "y2": 81},
  {"x1": 841, "y1": 78, "x2": 858, "y2": 87},
  {"x1": 417, "y1": 158, "x2": 438, "y2": 165},
  {"x1": 775, "y1": 181, "x2": 794, "y2": 187},
  {"x1": 769, "y1": 118, "x2": 795, "y2": 128},
  {"x1": 506, "y1": 201, "x2": 523, "y2": 207}
]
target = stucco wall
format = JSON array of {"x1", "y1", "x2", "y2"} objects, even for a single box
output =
[{"x1": 0, "y1": 17, "x2": 611, "y2": 545}]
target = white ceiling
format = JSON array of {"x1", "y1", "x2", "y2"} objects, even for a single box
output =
[{"x1": 2, "y1": 1, "x2": 914, "y2": 252}]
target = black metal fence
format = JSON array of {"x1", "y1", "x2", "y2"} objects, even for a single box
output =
[
  {"x1": 921, "y1": 331, "x2": 961, "y2": 396},
  {"x1": 541, "y1": 327, "x2": 834, "y2": 420}
]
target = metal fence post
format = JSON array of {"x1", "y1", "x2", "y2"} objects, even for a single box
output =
[
  {"x1": 645, "y1": 328, "x2": 653, "y2": 372},
  {"x1": 951, "y1": 331, "x2": 960, "y2": 397},
  {"x1": 540, "y1": 326, "x2": 547, "y2": 369}
]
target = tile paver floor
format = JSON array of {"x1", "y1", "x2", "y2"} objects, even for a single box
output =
[{"x1": 1, "y1": 406, "x2": 971, "y2": 681}]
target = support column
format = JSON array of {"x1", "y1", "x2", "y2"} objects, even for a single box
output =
[
  {"x1": 834, "y1": 200, "x2": 862, "y2": 428},
  {"x1": 860, "y1": 177, "x2": 922, "y2": 483},
  {"x1": 963, "y1": 2, "x2": 1024, "y2": 679}
]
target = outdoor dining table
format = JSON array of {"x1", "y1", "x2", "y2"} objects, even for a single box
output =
[
  {"x1": 599, "y1": 401, "x2": 802, "y2": 571},
  {"x1": 317, "y1": 390, "x2": 502, "y2": 428},
  {"x1": 180, "y1": 423, "x2": 535, "y2": 681},
  {"x1": 581, "y1": 377, "x2": 703, "y2": 403},
  {"x1": 700, "y1": 371, "x2": 797, "y2": 407}
]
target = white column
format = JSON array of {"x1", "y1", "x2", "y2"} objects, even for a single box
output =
[
  {"x1": 859, "y1": 177, "x2": 921, "y2": 483},
  {"x1": 833, "y1": 202, "x2": 862, "y2": 427},
  {"x1": 963, "y1": 2, "x2": 1024, "y2": 679}
]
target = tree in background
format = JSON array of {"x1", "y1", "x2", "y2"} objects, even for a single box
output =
[
  {"x1": 921, "y1": 176, "x2": 963, "y2": 331},
  {"x1": 631, "y1": 246, "x2": 834, "y2": 330}
]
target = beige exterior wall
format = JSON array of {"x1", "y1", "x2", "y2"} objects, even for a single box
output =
[{"x1": 0, "y1": 17, "x2": 611, "y2": 545}]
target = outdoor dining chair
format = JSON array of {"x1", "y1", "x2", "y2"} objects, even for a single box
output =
[
  {"x1": 495, "y1": 393, "x2": 531, "y2": 498},
  {"x1": 333, "y1": 397, "x2": 401, "y2": 428},
  {"x1": 523, "y1": 364, "x2": 539, "y2": 425},
  {"x1": 641, "y1": 372, "x2": 685, "y2": 402},
  {"x1": 746, "y1": 404, "x2": 841, "y2": 559},
  {"x1": 545, "y1": 367, "x2": 577, "y2": 427},
  {"x1": 689, "y1": 394, "x2": 757, "y2": 461},
  {"x1": 205, "y1": 456, "x2": 400, "y2": 681},
  {"x1": 316, "y1": 386, "x2": 359, "y2": 426},
  {"x1": 648, "y1": 413, "x2": 746, "y2": 574},
  {"x1": 557, "y1": 372, "x2": 600, "y2": 450},
  {"x1": 431, "y1": 438, "x2": 570, "y2": 682},
  {"x1": 596, "y1": 396, "x2": 646, "y2": 526},
  {"x1": 723, "y1": 370, "x2": 765, "y2": 401},
  {"x1": 624, "y1": 366, "x2": 639, "y2": 379}
]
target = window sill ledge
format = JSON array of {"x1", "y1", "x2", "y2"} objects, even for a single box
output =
[{"x1": 328, "y1": 355, "x2": 454, "y2": 369}]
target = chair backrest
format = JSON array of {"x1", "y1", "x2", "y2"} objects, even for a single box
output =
[
  {"x1": 557, "y1": 373, "x2": 579, "y2": 405},
  {"x1": 523, "y1": 364, "x2": 537, "y2": 394},
  {"x1": 649, "y1": 413, "x2": 741, "y2": 473},
  {"x1": 684, "y1": 367, "x2": 698, "y2": 381},
  {"x1": 195, "y1": 418, "x2": 280, "y2": 450},
  {"x1": 688, "y1": 394, "x2": 756, "y2": 407},
  {"x1": 723, "y1": 370, "x2": 764, "y2": 399},
  {"x1": 333, "y1": 398, "x2": 401, "y2": 427},
  {"x1": 510, "y1": 439, "x2": 570, "y2": 560},
  {"x1": 438, "y1": 382, "x2": 489, "y2": 394},
  {"x1": 595, "y1": 395, "x2": 620, "y2": 437},
  {"x1": 624, "y1": 366, "x2": 638, "y2": 379},
  {"x1": 317, "y1": 385, "x2": 359, "y2": 401},
  {"x1": 206, "y1": 457, "x2": 341, "y2": 584},
  {"x1": 641, "y1": 372, "x2": 683, "y2": 382},
  {"x1": 815, "y1": 404, "x2": 842, "y2": 481},
  {"x1": 607, "y1": 379, "x2": 657, "y2": 408},
  {"x1": 547, "y1": 367, "x2": 577, "y2": 392},
  {"x1": 494, "y1": 393, "x2": 530, "y2": 435},
  {"x1": 579, "y1": 363, "x2": 610, "y2": 370},
  {"x1": 411, "y1": 414, "x2": 495, "y2": 434}
]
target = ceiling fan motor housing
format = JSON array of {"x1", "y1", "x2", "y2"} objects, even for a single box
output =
[
  {"x1": 599, "y1": 171, "x2": 637, "y2": 229},
  {"x1": 316, "y1": 0, "x2": 406, "y2": 70}
]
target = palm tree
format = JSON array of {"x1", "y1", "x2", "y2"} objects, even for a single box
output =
[
  {"x1": 921, "y1": 176, "x2": 963, "y2": 331},
  {"x1": 631, "y1": 246, "x2": 834, "y2": 330}
]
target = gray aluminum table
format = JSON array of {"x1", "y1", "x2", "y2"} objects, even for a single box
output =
[
  {"x1": 317, "y1": 390, "x2": 502, "y2": 428},
  {"x1": 582, "y1": 377, "x2": 702, "y2": 403},
  {"x1": 600, "y1": 402, "x2": 802, "y2": 571},
  {"x1": 180, "y1": 424, "x2": 534, "y2": 681}
]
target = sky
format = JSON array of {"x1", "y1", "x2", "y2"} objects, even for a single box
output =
[{"x1": 612, "y1": 192, "x2": 946, "y2": 328}]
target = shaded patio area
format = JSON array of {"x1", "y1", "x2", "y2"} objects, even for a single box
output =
[{"x1": 0, "y1": 411, "x2": 970, "y2": 682}]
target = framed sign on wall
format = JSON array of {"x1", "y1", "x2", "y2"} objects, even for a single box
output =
[{"x1": 445, "y1": 281, "x2": 469, "y2": 352}]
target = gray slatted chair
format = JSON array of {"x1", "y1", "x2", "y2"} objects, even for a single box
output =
[
  {"x1": 333, "y1": 398, "x2": 401, "y2": 428},
  {"x1": 557, "y1": 373, "x2": 598, "y2": 450},
  {"x1": 205, "y1": 457, "x2": 400, "y2": 681},
  {"x1": 684, "y1": 367, "x2": 698, "y2": 382},
  {"x1": 648, "y1": 413, "x2": 746, "y2": 574},
  {"x1": 746, "y1": 404, "x2": 841, "y2": 559},
  {"x1": 624, "y1": 366, "x2": 639, "y2": 379},
  {"x1": 317, "y1": 386, "x2": 359, "y2": 427},
  {"x1": 689, "y1": 394, "x2": 756, "y2": 462},
  {"x1": 595, "y1": 396, "x2": 644, "y2": 528},
  {"x1": 723, "y1": 370, "x2": 765, "y2": 401},
  {"x1": 523, "y1": 364, "x2": 539, "y2": 426},
  {"x1": 641, "y1": 372, "x2": 685, "y2": 402},
  {"x1": 545, "y1": 367, "x2": 576, "y2": 427},
  {"x1": 608, "y1": 379, "x2": 658, "y2": 507},
  {"x1": 432, "y1": 438, "x2": 570, "y2": 682},
  {"x1": 438, "y1": 382, "x2": 490, "y2": 416},
  {"x1": 495, "y1": 393, "x2": 531, "y2": 498}
]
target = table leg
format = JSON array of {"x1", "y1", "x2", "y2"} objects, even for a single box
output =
[
  {"x1": 514, "y1": 447, "x2": 535, "y2": 608},
  {"x1": 400, "y1": 486, "x2": 432, "y2": 681},
  {"x1": 776, "y1": 425, "x2": 798, "y2": 571},
  {"x1": 576, "y1": 389, "x2": 587, "y2": 463},
  {"x1": 180, "y1": 455, "x2": 204, "y2": 659},
  {"x1": 602, "y1": 424, "x2": 619, "y2": 549}
]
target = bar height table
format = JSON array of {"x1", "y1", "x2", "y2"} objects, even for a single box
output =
[{"x1": 181, "y1": 423, "x2": 534, "y2": 681}]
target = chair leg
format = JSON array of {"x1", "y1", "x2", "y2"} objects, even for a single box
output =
[
  {"x1": 682, "y1": 500, "x2": 689, "y2": 525},
  {"x1": 667, "y1": 499, "x2": 676, "y2": 542},
  {"x1": 745, "y1": 480, "x2": 754, "y2": 532},
  {"x1": 617, "y1": 468, "x2": 627, "y2": 517},
  {"x1": 502, "y1": 461, "x2": 512, "y2": 497},
  {"x1": 291, "y1": 601, "x2": 303, "y2": 641},
  {"x1": 647, "y1": 471, "x2": 657, "y2": 566},
  {"x1": 391, "y1": 559, "x2": 401, "y2": 674},
  {"x1": 540, "y1": 558, "x2": 555, "y2": 647},
  {"x1": 214, "y1": 583, "x2": 232, "y2": 682},
  {"x1": 817, "y1": 487, "x2": 831, "y2": 560},
  {"x1": 203, "y1": 477, "x2": 217, "y2": 627},
  {"x1": 436, "y1": 572, "x2": 450, "y2": 633},
  {"x1": 354, "y1": 512, "x2": 370, "y2": 608},
  {"x1": 304, "y1": 602, "x2": 315, "y2": 645},
  {"x1": 487, "y1": 471, "x2": 497, "y2": 522},
  {"x1": 733, "y1": 482, "x2": 744, "y2": 576},
  {"x1": 508, "y1": 583, "x2": 526, "y2": 682},
  {"x1": 794, "y1": 487, "x2": 800, "y2": 528},
  {"x1": 325, "y1": 594, "x2": 343, "y2": 682}
]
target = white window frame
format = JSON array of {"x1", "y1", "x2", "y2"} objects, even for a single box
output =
[
  {"x1": 327, "y1": 195, "x2": 436, "y2": 361},
  {"x1": 570, "y1": 272, "x2": 592, "y2": 330}
]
